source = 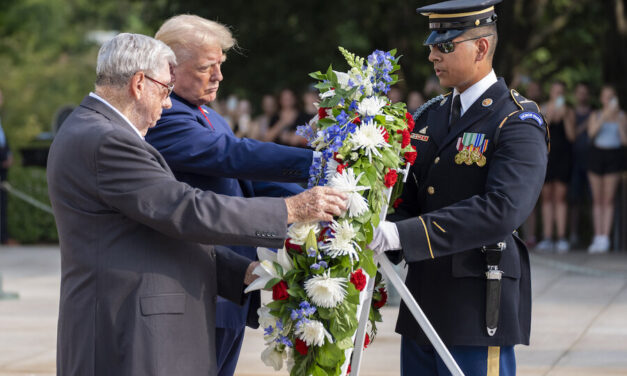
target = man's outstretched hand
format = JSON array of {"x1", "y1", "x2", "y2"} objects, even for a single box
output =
[{"x1": 285, "y1": 186, "x2": 347, "y2": 223}]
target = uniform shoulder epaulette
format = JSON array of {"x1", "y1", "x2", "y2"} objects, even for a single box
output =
[
  {"x1": 412, "y1": 92, "x2": 451, "y2": 122},
  {"x1": 494, "y1": 89, "x2": 549, "y2": 150}
]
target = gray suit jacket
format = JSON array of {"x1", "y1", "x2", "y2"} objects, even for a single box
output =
[{"x1": 47, "y1": 95, "x2": 288, "y2": 376}]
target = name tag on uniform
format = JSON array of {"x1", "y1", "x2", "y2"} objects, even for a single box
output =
[{"x1": 411, "y1": 133, "x2": 429, "y2": 142}]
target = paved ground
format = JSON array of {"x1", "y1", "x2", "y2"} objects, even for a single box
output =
[{"x1": 0, "y1": 246, "x2": 626, "y2": 376}]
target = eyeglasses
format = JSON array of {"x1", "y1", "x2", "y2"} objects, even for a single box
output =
[
  {"x1": 429, "y1": 34, "x2": 494, "y2": 54},
  {"x1": 145, "y1": 75, "x2": 174, "y2": 97}
]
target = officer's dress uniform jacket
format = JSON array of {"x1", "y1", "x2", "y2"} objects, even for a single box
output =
[{"x1": 391, "y1": 78, "x2": 548, "y2": 347}]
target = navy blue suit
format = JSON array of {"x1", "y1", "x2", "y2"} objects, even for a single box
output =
[
  {"x1": 146, "y1": 93, "x2": 312, "y2": 375},
  {"x1": 390, "y1": 79, "x2": 548, "y2": 375}
]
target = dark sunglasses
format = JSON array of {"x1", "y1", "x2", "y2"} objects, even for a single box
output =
[
  {"x1": 429, "y1": 34, "x2": 494, "y2": 54},
  {"x1": 145, "y1": 75, "x2": 175, "y2": 97}
]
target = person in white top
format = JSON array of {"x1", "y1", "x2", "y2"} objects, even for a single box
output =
[{"x1": 586, "y1": 85, "x2": 627, "y2": 252}]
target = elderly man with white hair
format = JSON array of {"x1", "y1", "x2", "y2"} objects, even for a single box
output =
[
  {"x1": 47, "y1": 33, "x2": 346, "y2": 376},
  {"x1": 145, "y1": 15, "x2": 320, "y2": 375}
]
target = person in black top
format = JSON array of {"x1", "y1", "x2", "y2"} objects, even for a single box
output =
[{"x1": 536, "y1": 81, "x2": 575, "y2": 253}]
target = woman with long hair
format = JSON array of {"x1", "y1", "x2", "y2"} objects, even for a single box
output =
[
  {"x1": 536, "y1": 82, "x2": 576, "y2": 253},
  {"x1": 586, "y1": 85, "x2": 627, "y2": 253}
]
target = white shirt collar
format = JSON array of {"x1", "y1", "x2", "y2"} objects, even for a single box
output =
[
  {"x1": 453, "y1": 70, "x2": 497, "y2": 116},
  {"x1": 89, "y1": 92, "x2": 144, "y2": 140}
]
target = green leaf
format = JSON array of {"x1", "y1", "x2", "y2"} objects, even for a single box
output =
[
  {"x1": 266, "y1": 300, "x2": 284, "y2": 311},
  {"x1": 311, "y1": 365, "x2": 328, "y2": 376},
  {"x1": 264, "y1": 278, "x2": 281, "y2": 290},
  {"x1": 317, "y1": 306, "x2": 332, "y2": 320},
  {"x1": 336, "y1": 336, "x2": 354, "y2": 350},
  {"x1": 345, "y1": 282, "x2": 361, "y2": 305},
  {"x1": 360, "y1": 248, "x2": 377, "y2": 277},
  {"x1": 318, "y1": 341, "x2": 344, "y2": 368}
]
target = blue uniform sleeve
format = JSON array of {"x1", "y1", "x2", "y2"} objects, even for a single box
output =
[
  {"x1": 252, "y1": 181, "x2": 304, "y2": 197},
  {"x1": 395, "y1": 117, "x2": 548, "y2": 262},
  {"x1": 147, "y1": 109, "x2": 313, "y2": 183}
]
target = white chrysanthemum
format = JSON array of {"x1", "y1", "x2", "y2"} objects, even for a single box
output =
[
  {"x1": 325, "y1": 158, "x2": 340, "y2": 180},
  {"x1": 350, "y1": 120, "x2": 391, "y2": 162},
  {"x1": 244, "y1": 247, "x2": 293, "y2": 293},
  {"x1": 258, "y1": 305, "x2": 275, "y2": 330},
  {"x1": 320, "y1": 220, "x2": 362, "y2": 262},
  {"x1": 304, "y1": 270, "x2": 347, "y2": 308},
  {"x1": 261, "y1": 343, "x2": 285, "y2": 371},
  {"x1": 327, "y1": 168, "x2": 369, "y2": 218},
  {"x1": 287, "y1": 221, "x2": 321, "y2": 245},
  {"x1": 320, "y1": 89, "x2": 335, "y2": 99},
  {"x1": 357, "y1": 96, "x2": 387, "y2": 117},
  {"x1": 295, "y1": 319, "x2": 334, "y2": 347}
]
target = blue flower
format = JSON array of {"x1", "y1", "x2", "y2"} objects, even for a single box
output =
[
  {"x1": 310, "y1": 263, "x2": 321, "y2": 270},
  {"x1": 318, "y1": 261, "x2": 328, "y2": 268},
  {"x1": 307, "y1": 247, "x2": 317, "y2": 257},
  {"x1": 348, "y1": 100, "x2": 358, "y2": 112},
  {"x1": 276, "y1": 335, "x2": 293, "y2": 347},
  {"x1": 264, "y1": 325, "x2": 274, "y2": 336},
  {"x1": 276, "y1": 319, "x2": 284, "y2": 332},
  {"x1": 335, "y1": 111, "x2": 349, "y2": 126}
]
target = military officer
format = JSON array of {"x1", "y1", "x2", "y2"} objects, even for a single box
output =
[{"x1": 369, "y1": 0, "x2": 549, "y2": 375}]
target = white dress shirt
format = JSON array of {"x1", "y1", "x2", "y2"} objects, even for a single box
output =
[
  {"x1": 89, "y1": 92, "x2": 144, "y2": 140},
  {"x1": 452, "y1": 69, "x2": 497, "y2": 116}
]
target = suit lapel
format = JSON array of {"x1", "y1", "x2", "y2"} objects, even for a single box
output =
[
  {"x1": 426, "y1": 95, "x2": 451, "y2": 148},
  {"x1": 438, "y1": 79, "x2": 507, "y2": 153}
]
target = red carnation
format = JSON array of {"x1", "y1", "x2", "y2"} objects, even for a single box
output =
[
  {"x1": 397, "y1": 129, "x2": 411, "y2": 148},
  {"x1": 272, "y1": 281, "x2": 289, "y2": 301},
  {"x1": 294, "y1": 338, "x2": 309, "y2": 356},
  {"x1": 318, "y1": 107, "x2": 329, "y2": 119},
  {"x1": 353, "y1": 116, "x2": 361, "y2": 124},
  {"x1": 384, "y1": 169, "x2": 398, "y2": 188},
  {"x1": 364, "y1": 333, "x2": 371, "y2": 349},
  {"x1": 405, "y1": 112, "x2": 415, "y2": 132},
  {"x1": 333, "y1": 152, "x2": 344, "y2": 163},
  {"x1": 336, "y1": 163, "x2": 347, "y2": 174},
  {"x1": 350, "y1": 269, "x2": 367, "y2": 291},
  {"x1": 404, "y1": 151, "x2": 417, "y2": 165},
  {"x1": 373, "y1": 287, "x2": 388, "y2": 309},
  {"x1": 347, "y1": 365, "x2": 351, "y2": 374},
  {"x1": 393, "y1": 198, "x2": 403, "y2": 208},
  {"x1": 382, "y1": 128, "x2": 389, "y2": 143},
  {"x1": 285, "y1": 238, "x2": 302, "y2": 253}
]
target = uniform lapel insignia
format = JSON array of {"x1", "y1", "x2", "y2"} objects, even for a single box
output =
[
  {"x1": 419, "y1": 126, "x2": 428, "y2": 134},
  {"x1": 482, "y1": 98, "x2": 493, "y2": 107},
  {"x1": 454, "y1": 132, "x2": 489, "y2": 167}
]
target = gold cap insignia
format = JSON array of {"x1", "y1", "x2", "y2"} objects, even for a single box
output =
[{"x1": 419, "y1": 126, "x2": 428, "y2": 134}]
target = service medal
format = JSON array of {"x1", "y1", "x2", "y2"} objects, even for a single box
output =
[
  {"x1": 477, "y1": 155, "x2": 487, "y2": 167},
  {"x1": 470, "y1": 149, "x2": 481, "y2": 163}
]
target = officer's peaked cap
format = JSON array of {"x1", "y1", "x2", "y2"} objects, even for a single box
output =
[{"x1": 417, "y1": 0, "x2": 501, "y2": 45}]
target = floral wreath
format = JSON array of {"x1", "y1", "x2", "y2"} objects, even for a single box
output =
[{"x1": 245, "y1": 47, "x2": 416, "y2": 376}]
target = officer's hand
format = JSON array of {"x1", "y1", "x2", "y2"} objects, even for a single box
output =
[{"x1": 369, "y1": 221, "x2": 402, "y2": 255}]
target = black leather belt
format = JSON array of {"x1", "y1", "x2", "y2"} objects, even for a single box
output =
[{"x1": 482, "y1": 241, "x2": 506, "y2": 336}]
